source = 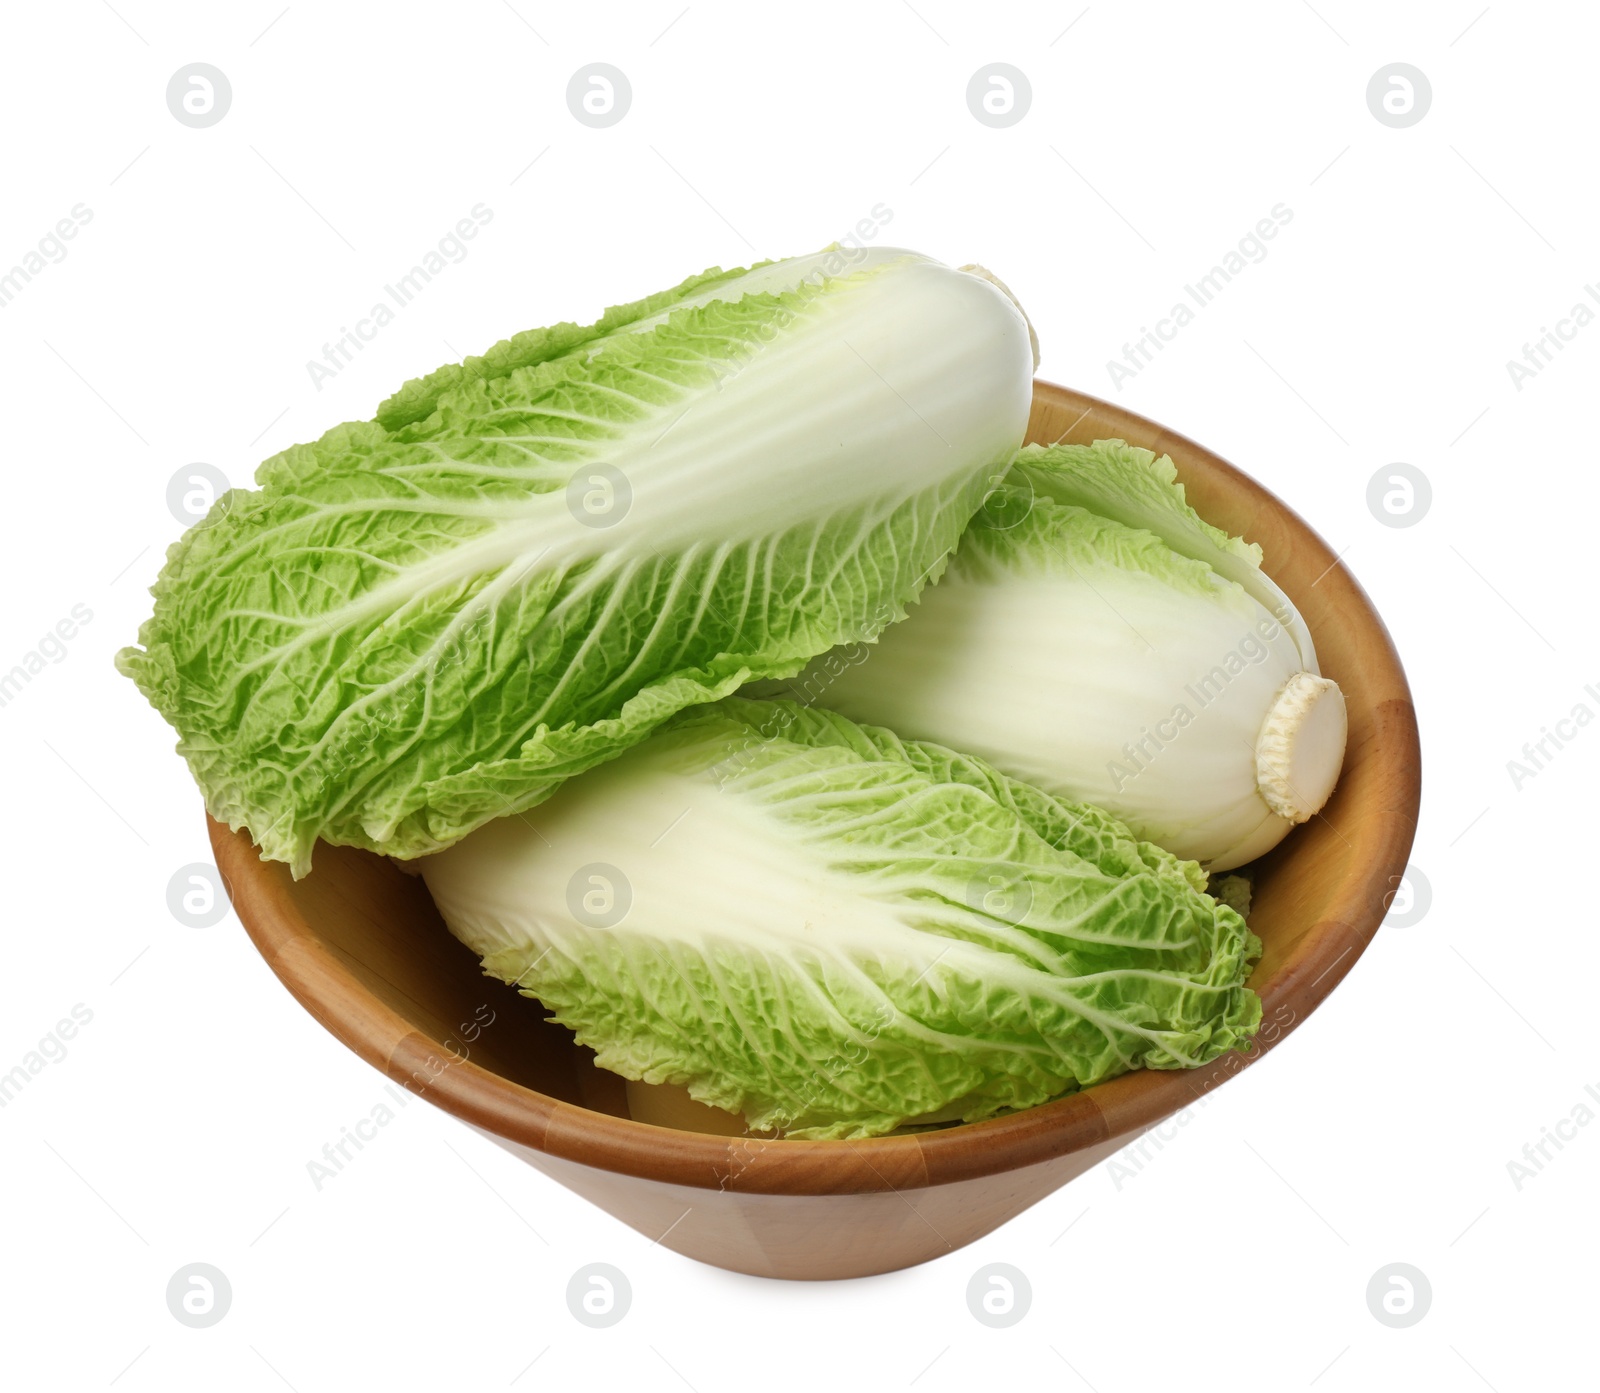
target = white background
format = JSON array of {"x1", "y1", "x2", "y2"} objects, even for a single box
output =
[{"x1": 1, "y1": 1, "x2": 1593, "y2": 1388}]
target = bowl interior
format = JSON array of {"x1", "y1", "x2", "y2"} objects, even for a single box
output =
[{"x1": 214, "y1": 381, "x2": 1420, "y2": 1193}]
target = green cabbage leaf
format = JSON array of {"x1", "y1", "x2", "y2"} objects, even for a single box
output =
[
  {"x1": 421, "y1": 698, "x2": 1262, "y2": 1140},
  {"x1": 117, "y1": 249, "x2": 1034, "y2": 874}
]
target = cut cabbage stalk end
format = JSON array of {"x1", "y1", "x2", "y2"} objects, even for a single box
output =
[{"x1": 1254, "y1": 672, "x2": 1347, "y2": 824}]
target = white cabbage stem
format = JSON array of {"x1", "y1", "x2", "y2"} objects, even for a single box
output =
[
  {"x1": 792, "y1": 440, "x2": 1349, "y2": 873},
  {"x1": 961, "y1": 263, "x2": 1041, "y2": 371},
  {"x1": 1254, "y1": 672, "x2": 1347, "y2": 823}
]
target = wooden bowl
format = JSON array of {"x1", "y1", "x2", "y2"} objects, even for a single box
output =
[{"x1": 211, "y1": 381, "x2": 1421, "y2": 1281}]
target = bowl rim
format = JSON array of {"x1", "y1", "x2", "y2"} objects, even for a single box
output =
[{"x1": 213, "y1": 379, "x2": 1421, "y2": 1197}]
